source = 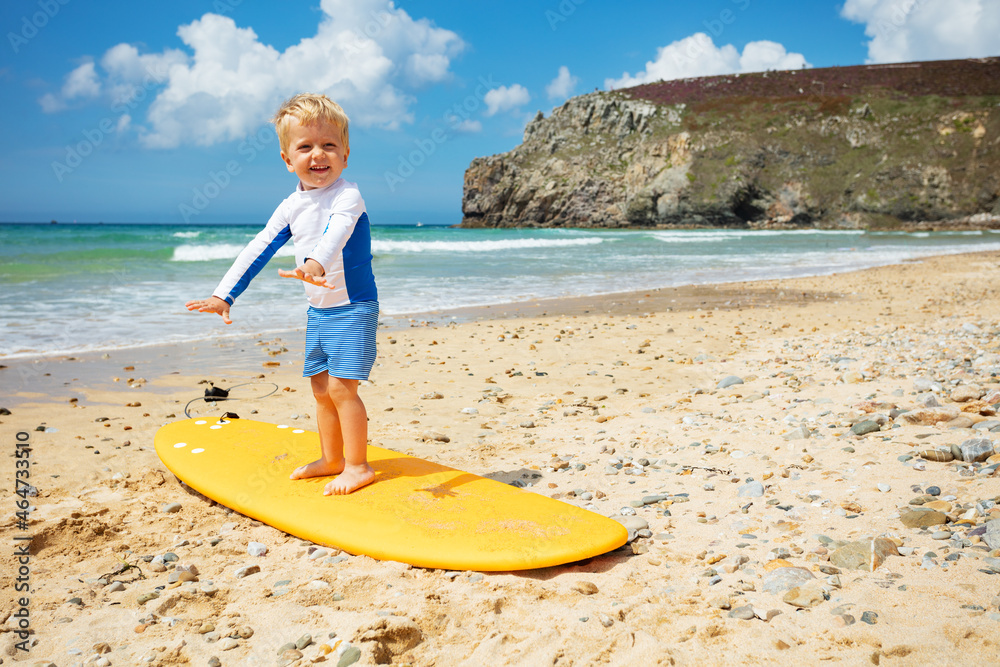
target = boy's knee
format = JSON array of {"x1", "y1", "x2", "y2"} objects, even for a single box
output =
[{"x1": 325, "y1": 377, "x2": 358, "y2": 402}]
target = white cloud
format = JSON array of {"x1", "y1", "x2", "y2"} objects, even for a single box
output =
[
  {"x1": 63, "y1": 62, "x2": 101, "y2": 98},
  {"x1": 484, "y1": 84, "x2": 530, "y2": 116},
  {"x1": 841, "y1": 0, "x2": 1000, "y2": 63},
  {"x1": 454, "y1": 119, "x2": 482, "y2": 133},
  {"x1": 605, "y1": 32, "x2": 810, "y2": 89},
  {"x1": 41, "y1": 0, "x2": 465, "y2": 148},
  {"x1": 546, "y1": 66, "x2": 578, "y2": 100},
  {"x1": 39, "y1": 61, "x2": 102, "y2": 112}
]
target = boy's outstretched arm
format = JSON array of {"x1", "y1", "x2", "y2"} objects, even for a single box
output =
[
  {"x1": 185, "y1": 296, "x2": 232, "y2": 324},
  {"x1": 277, "y1": 258, "x2": 334, "y2": 289}
]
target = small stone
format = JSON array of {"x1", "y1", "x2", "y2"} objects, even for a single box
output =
[
  {"x1": 959, "y1": 438, "x2": 995, "y2": 463},
  {"x1": 902, "y1": 406, "x2": 961, "y2": 425},
  {"x1": 717, "y1": 376, "x2": 744, "y2": 389},
  {"x1": 571, "y1": 581, "x2": 599, "y2": 595},
  {"x1": 737, "y1": 481, "x2": 765, "y2": 498},
  {"x1": 280, "y1": 648, "x2": 304, "y2": 665},
  {"x1": 234, "y1": 564, "x2": 261, "y2": 578},
  {"x1": 860, "y1": 611, "x2": 878, "y2": 625},
  {"x1": 899, "y1": 508, "x2": 948, "y2": 529},
  {"x1": 220, "y1": 637, "x2": 238, "y2": 651},
  {"x1": 762, "y1": 567, "x2": 815, "y2": 594},
  {"x1": 161, "y1": 502, "x2": 182, "y2": 514},
  {"x1": 931, "y1": 530, "x2": 953, "y2": 540},
  {"x1": 877, "y1": 483, "x2": 891, "y2": 493},
  {"x1": 851, "y1": 420, "x2": 881, "y2": 436},
  {"x1": 295, "y1": 633, "x2": 313, "y2": 650},
  {"x1": 833, "y1": 614, "x2": 856, "y2": 627},
  {"x1": 728, "y1": 605, "x2": 756, "y2": 620},
  {"x1": 208, "y1": 658, "x2": 221, "y2": 667},
  {"x1": 337, "y1": 645, "x2": 362, "y2": 667},
  {"x1": 919, "y1": 449, "x2": 954, "y2": 462},
  {"x1": 951, "y1": 385, "x2": 984, "y2": 403},
  {"x1": 247, "y1": 541, "x2": 268, "y2": 557},
  {"x1": 784, "y1": 582, "x2": 827, "y2": 608},
  {"x1": 830, "y1": 537, "x2": 898, "y2": 572}
]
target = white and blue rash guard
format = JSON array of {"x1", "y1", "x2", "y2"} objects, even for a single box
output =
[{"x1": 213, "y1": 178, "x2": 377, "y2": 309}]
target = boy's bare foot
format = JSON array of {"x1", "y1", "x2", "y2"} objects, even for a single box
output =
[
  {"x1": 323, "y1": 463, "x2": 376, "y2": 495},
  {"x1": 289, "y1": 458, "x2": 344, "y2": 480}
]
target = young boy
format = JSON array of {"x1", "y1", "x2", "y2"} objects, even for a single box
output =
[{"x1": 185, "y1": 93, "x2": 378, "y2": 495}]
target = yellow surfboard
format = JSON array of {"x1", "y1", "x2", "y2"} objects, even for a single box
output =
[{"x1": 154, "y1": 418, "x2": 628, "y2": 571}]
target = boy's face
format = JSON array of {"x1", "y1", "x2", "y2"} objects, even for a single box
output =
[{"x1": 280, "y1": 116, "x2": 349, "y2": 191}]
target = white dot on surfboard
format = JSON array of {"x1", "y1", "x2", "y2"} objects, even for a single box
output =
[
  {"x1": 191, "y1": 448, "x2": 205, "y2": 454},
  {"x1": 277, "y1": 424, "x2": 289, "y2": 429},
  {"x1": 292, "y1": 429, "x2": 305, "y2": 434},
  {"x1": 195, "y1": 420, "x2": 207, "y2": 425},
  {"x1": 173, "y1": 442, "x2": 187, "y2": 448},
  {"x1": 210, "y1": 425, "x2": 222, "y2": 430}
]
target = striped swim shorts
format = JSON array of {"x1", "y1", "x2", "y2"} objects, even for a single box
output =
[{"x1": 302, "y1": 301, "x2": 379, "y2": 380}]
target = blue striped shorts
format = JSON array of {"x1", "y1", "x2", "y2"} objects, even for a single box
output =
[{"x1": 303, "y1": 301, "x2": 379, "y2": 380}]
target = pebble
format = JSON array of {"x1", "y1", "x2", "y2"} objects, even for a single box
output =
[
  {"x1": 830, "y1": 537, "x2": 898, "y2": 572},
  {"x1": 247, "y1": 541, "x2": 268, "y2": 557},
  {"x1": 160, "y1": 502, "x2": 182, "y2": 514},
  {"x1": 899, "y1": 508, "x2": 948, "y2": 528},
  {"x1": 783, "y1": 583, "x2": 826, "y2": 609},
  {"x1": 737, "y1": 481, "x2": 764, "y2": 498},
  {"x1": 572, "y1": 581, "x2": 599, "y2": 595},
  {"x1": 960, "y1": 438, "x2": 996, "y2": 463},
  {"x1": 762, "y1": 567, "x2": 814, "y2": 594},
  {"x1": 851, "y1": 420, "x2": 881, "y2": 436},
  {"x1": 728, "y1": 605, "x2": 756, "y2": 620},
  {"x1": 337, "y1": 645, "x2": 362, "y2": 667},
  {"x1": 220, "y1": 637, "x2": 238, "y2": 651},
  {"x1": 234, "y1": 564, "x2": 261, "y2": 578},
  {"x1": 717, "y1": 375, "x2": 744, "y2": 389}
]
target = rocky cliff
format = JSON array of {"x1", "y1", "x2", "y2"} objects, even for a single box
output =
[{"x1": 461, "y1": 58, "x2": 1000, "y2": 230}]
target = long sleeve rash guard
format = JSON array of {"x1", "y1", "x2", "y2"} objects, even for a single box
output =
[{"x1": 212, "y1": 178, "x2": 377, "y2": 309}]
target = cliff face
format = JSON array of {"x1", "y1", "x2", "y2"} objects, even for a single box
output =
[{"x1": 461, "y1": 59, "x2": 1000, "y2": 229}]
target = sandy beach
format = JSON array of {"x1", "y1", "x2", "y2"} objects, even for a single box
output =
[{"x1": 2, "y1": 250, "x2": 999, "y2": 666}]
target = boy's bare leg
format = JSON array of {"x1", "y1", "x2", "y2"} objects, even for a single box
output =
[
  {"x1": 289, "y1": 372, "x2": 374, "y2": 494},
  {"x1": 289, "y1": 372, "x2": 345, "y2": 479}
]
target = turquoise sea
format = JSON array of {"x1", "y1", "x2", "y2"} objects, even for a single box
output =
[{"x1": 2, "y1": 222, "x2": 999, "y2": 359}]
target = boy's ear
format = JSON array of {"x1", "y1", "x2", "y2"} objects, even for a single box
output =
[{"x1": 280, "y1": 150, "x2": 294, "y2": 172}]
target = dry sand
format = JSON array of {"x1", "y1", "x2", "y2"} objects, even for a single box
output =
[{"x1": 2, "y1": 251, "x2": 1000, "y2": 666}]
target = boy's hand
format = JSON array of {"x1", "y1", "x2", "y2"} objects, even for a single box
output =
[
  {"x1": 185, "y1": 296, "x2": 232, "y2": 324},
  {"x1": 278, "y1": 259, "x2": 334, "y2": 289}
]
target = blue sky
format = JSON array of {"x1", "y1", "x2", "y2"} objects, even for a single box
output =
[{"x1": 2, "y1": 0, "x2": 998, "y2": 224}]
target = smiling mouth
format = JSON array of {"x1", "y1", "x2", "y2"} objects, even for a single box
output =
[{"x1": 310, "y1": 166, "x2": 329, "y2": 172}]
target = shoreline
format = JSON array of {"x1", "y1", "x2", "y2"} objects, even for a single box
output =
[
  {"x1": 1, "y1": 250, "x2": 999, "y2": 664},
  {"x1": 0, "y1": 245, "x2": 1000, "y2": 388}
]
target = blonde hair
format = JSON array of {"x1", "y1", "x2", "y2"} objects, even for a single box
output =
[{"x1": 272, "y1": 93, "x2": 350, "y2": 153}]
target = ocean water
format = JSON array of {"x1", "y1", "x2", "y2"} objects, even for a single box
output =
[{"x1": 2, "y1": 222, "x2": 999, "y2": 359}]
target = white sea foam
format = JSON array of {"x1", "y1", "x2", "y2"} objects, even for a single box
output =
[
  {"x1": 648, "y1": 229, "x2": 865, "y2": 243},
  {"x1": 173, "y1": 231, "x2": 202, "y2": 239},
  {"x1": 171, "y1": 243, "x2": 296, "y2": 262},
  {"x1": 371, "y1": 237, "x2": 605, "y2": 254}
]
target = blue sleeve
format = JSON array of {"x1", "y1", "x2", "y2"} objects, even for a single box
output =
[{"x1": 213, "y1": 211, "x2": 292, "y2": 305}]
